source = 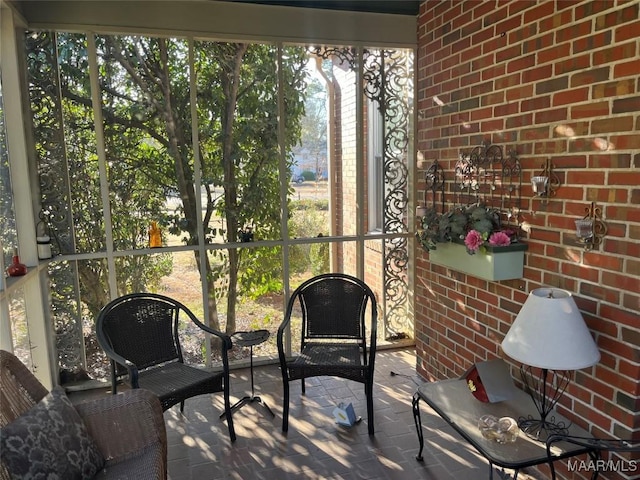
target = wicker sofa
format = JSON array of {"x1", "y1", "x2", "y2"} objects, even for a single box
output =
[{"x1": 0, "y1": 350, "x2": 167, "y2": 480}]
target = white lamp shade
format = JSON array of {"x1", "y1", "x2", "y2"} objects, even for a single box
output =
[{"x1": 502, "y1": 288, "x2": 600, "y2": 370}]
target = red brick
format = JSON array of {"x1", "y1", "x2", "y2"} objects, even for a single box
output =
[
  {"x1": 592, "y1": 116, "x2": 634, "y2": 134},
  {"x1": 521, "y1": 64, "x2": 552, "y2": 83},
  {"x1": 572, "y1": 402, "x2": 612, "y2": 432},
  {"x1": 496, "y1": 44, "x2": 522, "y2": 64},
  {"x1": 567, "y1": 170, "x2": 606, "y2": 185},
  {"x1": 579, "y1": 282, "x2": 620, "y2": 305},
  {"x1": 614, "y1": 59, "x2": 640, "y2": 78},
  {"x1": 557, "y1": 155, "x2": 589, "y2": 170},
  {"x1": 524, "y1": 1, "x2": 554, "y2": 23},
  {"x1": 494, "y1": 73, "x2": 521, "y2": 91},
  {"x1": 509, "y1": 23, "x2": 537, "y2": 47},
  {"x1": 491, "y1": 99, "x2": 515, "y2": 114},
  {"x1": 449, "y1": 63, "x2": 470, "y2": 83},
  {"x1": 442, "y1": 2, "x2": 462, "y2": 23},
  {"x1": 606, "y1": 204, "x2": 640, "y2": 222},
  {"x1": 611, "y1": 134, "x2": 640, "y2": 150},
  {"x1": 528, "y1": 255, "x2": 560, "y2": 272},
  {"x1": 553, "y1": 87, "x2": 589, "y2": 106},
  {"x1": 470, "y1": 81, "x2": 494, "y2": 97},
  {"x1": 522, "y1": 96, "x2": 550, "y2": 112},
  {"x1": 534, "y1": 42, "x2": 568, "y2": 66},
  {"x1": 573, "y1": 31, "x2": 612, "y2": 54},
  {"x1": 539, "y1": 10, "x2": 572, "y2": 33},
  {"x1": 507, "y1": 54, "x2": 536, "y2": 74},
  {"x1": 576, "y1": 373, "x2": 614, "y2": 401},
  {"x1": 506, "y1": 84, "x2": 533, "y2": 101},
  {"x1": 592, "y1": 79, "x2": 636, "y2": 99},
  {"x1": 603, "y1": 239, "x2": 640, "y2": 258},
  {"x1": 619, "y1": 361, "x2": 640, "y2": 390},
  {"x1": 508, "y1": 1, "x2": 532, "y2": 16},
  {"x1": 574, "y1": 0, "x2": 612, "y2": 19},
  {"x1": 537, "y1": 76, "x2": 569, "y2": 95},
  {"x1": 532, "y1": 140, "x2": 567, "y2": 155},
  {"x1": 615, "y1": 19, "x2": 640, "y2": 42},
  {"x1": 481, "y1": 64, "x2": 506, "y2": 81},
  {"x1": 505, "y1": 113, "x2": 533, "y2": 129},
  {"x1": 521, "y1": 125, "x2": 549, "y2": 141},
  {"x1": 480, "y1": 118, "x2": 504, "y2": 132},
  {"x1": 612, "y1": 96, "x2": 640, "y2": 114},
  {"x1": 471, "y1": 26, "x2": 494, "y2": 46},
  {"x1": 452, "y1": 10, "x2": 473, "y2": 30},
  {"x1": 589, "y1": 187, "x2": 631, "y2": 204},
  {"x1": 570, "y1": 101, "x2": 609, "y2": 119},
  {"x1": 473, "y1": 0, "x2": 498, "y2": 19},
  {"x1": 556, "y1": 19, "x2": 592, "y2": 42},
  {"x1": 596, "y1": 362, "x2": 639, "y2": 392},
  {"x1": 595, "y1": 3, "x2": 640, "y2": 31},
  {"x1": 523, "y1": 32, "x2": 554, "y2": 58},
  {"x1": 555, "y1": 53, "x2": 591, "y2": 75},
  {"x1": 442, "y1": 53, "x2": 462, "y2": 71},
  {"x1": 470, "y1": 107, "x2": 493, "y2": 121},
  {"x1": 571, "y1": 67, "x2": 611, "y2": 87},
  {"x1": 534, "y1": 107, "x2": 569, "y2": 124},
  {"x1": 593, "y1": 42, "x2": 638, "y2": 66}
]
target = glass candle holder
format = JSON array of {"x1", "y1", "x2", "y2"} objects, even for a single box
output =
[
  {"x1": 575, "y1": 219, "x2": 593, "y2": 240},
  {"x1": 531, "y1": 176, "x2": 549, "y2": 195}
]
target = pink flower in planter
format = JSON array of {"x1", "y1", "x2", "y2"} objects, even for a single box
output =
[
  {"x1": 489, "y1": 231, "x2": 512, "y2": 247},
  {"x1": 464, "y1": 230, "x2": 485, "y2": 252}
]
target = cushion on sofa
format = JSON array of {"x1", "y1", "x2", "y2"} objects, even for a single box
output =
[{"x1": 0, "y1": 386, "x2": 105, "y2": 479}]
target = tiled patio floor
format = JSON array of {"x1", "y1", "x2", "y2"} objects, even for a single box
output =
[{"x1": 164, "y1": 347, "x2": 546, "y2": 480}]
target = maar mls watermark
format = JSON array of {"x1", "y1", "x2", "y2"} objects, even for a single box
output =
[{"x1": 568, "y1": 459, "x2": 638, "y2": 474}]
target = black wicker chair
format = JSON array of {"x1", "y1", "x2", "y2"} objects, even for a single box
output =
[
  {"x1": 277, "y1": 273, "x2": 378, "y2": 435},
  {"x1": 546, "y1": 433, "x2": 640, "y2": 479},
  {"x1": 96, "y1": 293, "x2": 236, "y2": 442}
]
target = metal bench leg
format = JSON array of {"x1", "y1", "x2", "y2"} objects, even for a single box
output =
[{"x1": 412, "y1": 392, "x2": 425, "y2": 461}]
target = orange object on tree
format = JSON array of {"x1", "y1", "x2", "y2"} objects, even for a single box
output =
[{"x1": 149, "y1": 222, "x2": 162, "y2": 248}]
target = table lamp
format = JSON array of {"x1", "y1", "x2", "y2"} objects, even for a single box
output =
[{"x1": 501, "y1": 288, "x2": 600, "y2": 440}]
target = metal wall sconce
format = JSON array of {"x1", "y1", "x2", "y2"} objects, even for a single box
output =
[
  {"x1": 531, "y1": 158, "x2": 560, "y2": 200},
  {"x1": 416, "y1": 158, "x2": 445, "y2": 218},
  {"x1": 575, "y1": 202, "x2": 607, "y2": 250}
]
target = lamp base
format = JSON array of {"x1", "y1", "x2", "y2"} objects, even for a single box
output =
[
  {"x1": 517, "y1": 415, "x2": 570, "y2": 442},
  {"x1": 518, "y1": 366, "x2": 572, "y2": 442}
]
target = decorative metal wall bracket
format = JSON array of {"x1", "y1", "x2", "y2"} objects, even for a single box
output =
[
  {"x1": 455, "y1": 140, "x2": 522, "y2": 231},
  {"x1": 575, "y1": 202, "x2": 607, "y2": 250},
  {"x1": 531, "y1": 158, "x2": 560, "y2": 201},
  {"x1": 416, "y1": 157, "x2": 445, "y2": 218}
]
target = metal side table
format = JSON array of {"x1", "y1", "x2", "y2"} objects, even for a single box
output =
[
  {"x1": 224, "y1": 329, "x2": 274, "y2": 418},
  {"x1": 413, "y1": 379, "x2": 596, "y2": 479}
]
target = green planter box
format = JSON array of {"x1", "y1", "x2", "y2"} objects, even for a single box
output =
[{"x1": 429, "y1": 242, "x2": 528, "y2": 281}]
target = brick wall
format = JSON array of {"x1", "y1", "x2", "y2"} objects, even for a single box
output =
[{"x1": 416, "y1": 1, "x2": 639, "y2": 478}]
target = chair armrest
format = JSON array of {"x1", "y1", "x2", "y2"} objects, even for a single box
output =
[
  {"x1": 277, "y1": 303, "x2": 295, "y2": 368},
  {"x1": 74, "y1": 388, "x2": 166, "y2": 464}
]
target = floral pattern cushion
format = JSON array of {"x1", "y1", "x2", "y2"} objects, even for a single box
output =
[{"x1": 0, "y1": 386, "x2": 104, "y2": 479}]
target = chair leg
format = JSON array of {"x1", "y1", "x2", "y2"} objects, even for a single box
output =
[
  {"x1": 110, "y1": 361, "x2": 117, "y2": 394},
  {"x1": 282, "y1": 380, "x2": 290, "y2": 432},
  {"x1": 366, "y1": 381, "x2": 374, "y2": 435},
  {"x1": 180, "y1": 400, "x2": 185, "y2": 413},
  {"x1": 224, "y1": 389, "x2": 236, "y2": 442},
  {"x1": 301, "y1": 378, "x2": 305, "y2": 395}
]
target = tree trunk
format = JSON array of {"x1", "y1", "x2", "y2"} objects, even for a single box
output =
[{"x1": 219, "y1": 43, "x2": 248, "y2": 335}]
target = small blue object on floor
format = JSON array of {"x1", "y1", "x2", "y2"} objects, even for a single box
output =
[{"x1": 333, "y1": 402, "x2": 360, "y2": 427}]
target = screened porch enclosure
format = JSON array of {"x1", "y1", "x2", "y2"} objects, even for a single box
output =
[{"x1": 2, "y1": 24, "x2": 415, "y2": 385}]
